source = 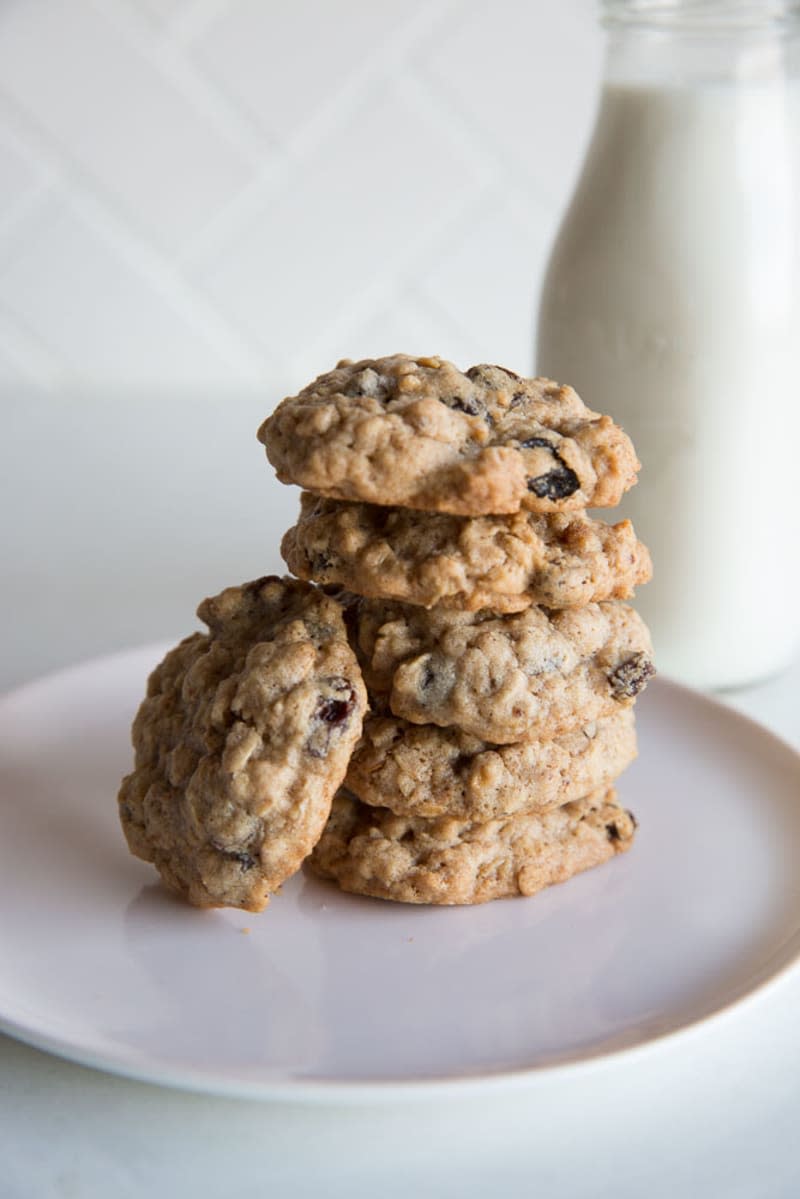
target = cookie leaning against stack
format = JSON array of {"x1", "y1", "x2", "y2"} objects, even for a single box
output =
[
  {"x1": 260, "y1": 353, "x2": 655, "y2": 906},
  {"x1": 118, "y1": 576, "x2": 367, "y2": 911}
]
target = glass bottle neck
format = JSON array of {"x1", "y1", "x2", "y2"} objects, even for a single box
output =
[{"x1": 602, "y1": 2, "x2": 800, "y2": 83}]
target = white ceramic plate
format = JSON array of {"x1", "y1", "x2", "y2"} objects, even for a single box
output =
[{"x1": 1, "y1": 645, "x2": 799, "y2": 1101}]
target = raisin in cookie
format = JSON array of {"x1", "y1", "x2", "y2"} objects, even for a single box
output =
[
  {"x1": 118, "y1": 577, "x2": 367, "y2": 911},
  {"x1": 282, "y1": 493, "x2": 651, "y2": 614},
  {"x1": 308, "y1": 787, "x2": 636, "y2": 905},
  {"x1": 346, "y1": 709, "x2": 637, "y2": 821},
  {"x1": 355, "y1": 599, "x2": 654, "y2": 744},
  {"x1": 259, "y1": 355, "x2": 639, "y2": 516}
]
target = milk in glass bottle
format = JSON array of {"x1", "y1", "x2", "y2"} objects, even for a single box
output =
[{"x1": 537, "y1": 1, "x2": 800, "y2": 689}]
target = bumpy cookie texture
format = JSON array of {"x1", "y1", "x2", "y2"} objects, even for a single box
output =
[
  {"x1": 354, "y1": 599, "x2": 655, "y2": 743},
  {"x1": 346, "y1": 708, "x2": 637, "y2": 821},
  {"x1": 118, "y1": 577, "x2": 367, "y2": 911},
  {"x1": 309, "y1": 787, "x2": 636, "y2": 905},
  {"x1": 259, "y1": 355, "x2": 639, "y2": 516},
  {"x1": 282, "y1": 493, "x2": 652, "y2": 614}
]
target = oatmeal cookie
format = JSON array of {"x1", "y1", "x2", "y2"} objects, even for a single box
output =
[
  {"x1": 308, "y1": 786, "x2": 636, "y2": 905},
  {"x1": 346, "y1": 708, "x2": 637, "y2": 821},
  {"x1": 259, "y1": 355, "x2": 639, "y2": 515},
  {"x1": 354, "y1": 599, "x2": 654, "y2": 743},
  {"x1": 282, "y1": 493, "x2": 651, "y2": 613},
  {"x1": 118, "y1": 576, "x2": 367, "y2": 911}
]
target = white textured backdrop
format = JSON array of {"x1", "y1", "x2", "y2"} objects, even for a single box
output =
[
  {"x1": 1, "y1": 0, "x2": 605, "y2": 686},
  {"x1": 0, "y1": 0, "x2": 602, "y2": 396}
]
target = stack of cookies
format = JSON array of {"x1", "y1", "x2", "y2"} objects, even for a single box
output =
[
  {"x1": 263, "y1": 355, "x2": 654, "y2": 906},
  {"x1": 118, "y1": 354, "x2": 654, "y2": 912}
]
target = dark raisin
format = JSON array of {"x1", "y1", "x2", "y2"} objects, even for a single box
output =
[
  {"x1": 231, "y1": 849, "x2": 257, "y2": 870},
  {"x1": 521, "y1": 439, "x2": 581, "y2": 501},
  {"x1": 608, "y1": 653, "x2": 656, "y2": 699},
  {"x1": 626, "y1": 809, "x2": 639, "y2": 830},
  {"x1": 317, "y1": 698, "x2": 352, "y2": 724},
  {"x1": 527, "y1": 465, "x2": 580, "y2": 500},
  {"x1": 420, "y1": 660, "x2": 436, "y2": 690},
  {"x1": 606, "y1": 821, "x2": 622, "y2": 842},
  {"x1": 306, "y1": 680, "x2": 356, "y2": 758},
  {"x1": 311, "y1": 551, "x2": 334, "y2": 575},
  {"x1": 212, "y1": 843, "x2": 258, "y2": 871},
  {"x1": 438, "y1": 394, "x2": 487, "y2": 419}
]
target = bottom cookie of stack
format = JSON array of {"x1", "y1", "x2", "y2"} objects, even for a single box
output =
[{"x1": 308, "y1": 786, "x2": 636, "y2": 906}]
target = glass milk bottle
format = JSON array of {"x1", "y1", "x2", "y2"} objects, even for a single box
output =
[{"x1": 536, "y1": 1, "x2": 800, "y2": 689}]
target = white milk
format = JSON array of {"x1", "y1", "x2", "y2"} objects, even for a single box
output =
[{"x1": 537, "y1": 80, "x2": 800, "y2": 688}]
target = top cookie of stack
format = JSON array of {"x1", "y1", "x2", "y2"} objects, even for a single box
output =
[
  {"x1": 258, "y1": 354, "x2": 639, "y2": 517},
  {"x1": 260, "y1": 355, "x2": 652, "y2": 614}
]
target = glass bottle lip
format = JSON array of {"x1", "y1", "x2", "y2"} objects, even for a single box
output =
[{"x1": 601, "y1": 1, "x2": 800, "y2": 33}]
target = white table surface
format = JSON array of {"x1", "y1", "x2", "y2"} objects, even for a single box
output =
[{"x1": 2, "y1": 395, "x2": 799, "y2": 1198}]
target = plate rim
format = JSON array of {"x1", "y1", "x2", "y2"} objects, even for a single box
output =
[{"x1": 2, "y1": 644, "x2": 800, "y2": 1103}]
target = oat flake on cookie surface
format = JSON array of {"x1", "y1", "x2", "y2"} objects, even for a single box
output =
[
  {"x1": 259, "y1": 355, "x2": 639, "y2": 516},
  {"x1": 118, "y1": 576, "x2": 367, "y2": 911}
]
